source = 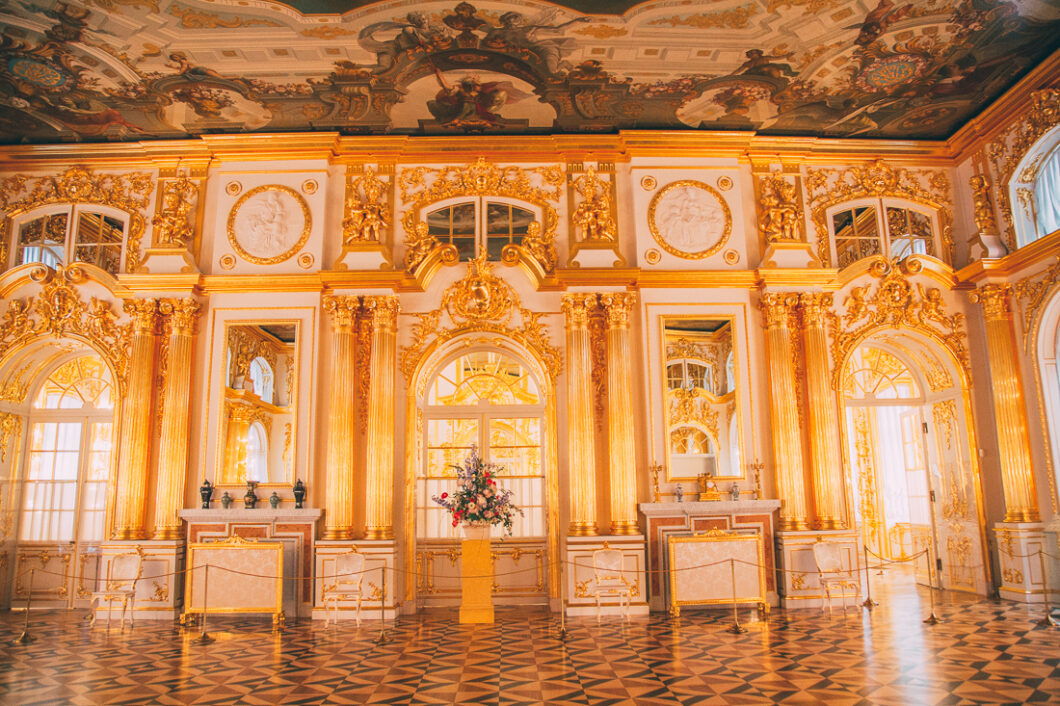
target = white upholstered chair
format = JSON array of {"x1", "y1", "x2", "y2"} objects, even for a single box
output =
[
  {"x1": 323, "y1": 551, "x2": 367, "y2": 626},
  {"x1": 591, "y1": 548, "x2": 631, "y2": 622},
  {"x1": 812, "y1": 540, "x2": 857, "y2": 614},
  {"x1": 89, "y1": 551, "x2": 143, "y2": 629}
]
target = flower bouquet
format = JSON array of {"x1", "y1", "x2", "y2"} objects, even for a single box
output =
[{"x1": 432, "y1": 446, "x2": 522, "y2": 536}]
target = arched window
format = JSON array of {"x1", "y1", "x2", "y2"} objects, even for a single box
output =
[
  {"x1": 829, "y1": 199, "x2": 937, "y2": 268},
  {"x1": 419, "y1": 350, "x2": 544, "y2": 539},
  {"x1": 21, "y1": 355, "x2": 114, "y2": 543},
  {"x1": 425, "y1": 198, "x2": 537, "y2": 261},
  {"x1": 1033, "y1": 146, "x2": 1060, "y2": 240},
  {"x1": 245, "y1": 422, "x2": 268, "y2": 483},
  {"x1": 13, "y1": 205, "x2": 127, "y2": 275},
  {"x1": 248, "y1": 356, "x2": 274, "y2": 403},
  {"x1": 666, "y1": 359, "x2": 714, "y2": 394}
]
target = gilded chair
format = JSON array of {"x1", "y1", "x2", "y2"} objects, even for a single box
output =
[
  {"x1": 591, "y1": 548, "x2": 631, "y2": 622},
  {"x1": 323, "y1": 551, "x2": 367, "y2": 626},
  {"x1": 89, "y1": 551, "x2": 143, "y2": 629},
  {"x1": 812, "y1": 540, "x2": 857, "y2": 614}
]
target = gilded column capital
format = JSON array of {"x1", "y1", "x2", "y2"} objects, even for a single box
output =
[
  {"x1": 159, "y1": 297, "x2": 201, "y2": 336},
  {"x1": 323, "y1": 295, "x2": 361, "y2": 333},
  {"x1": 123, "y1": 298, "x2": 159, "y2": 334},
  {"x1": 561, "y1": 293, "x2": 597, "y2": 328},
  {"x1": 599, "y1": 292, "x2": 635, "y2": 328},
  {"x1": 798, "y1": 292, "x2": 833, "y2": 327},
  {"x1": 759, "y1": 292, "x2": 796, "y2": 329},
  {"x1": 363, "y1": 295, "x2": 399, "y2": 331},
  {"x1": 975, "y1": 284, "x2": 1013, "y2": 321}
]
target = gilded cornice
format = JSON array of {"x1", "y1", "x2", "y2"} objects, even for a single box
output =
[{"x1": 954, "y1": 229, "x2": 1060, "y2": 283}]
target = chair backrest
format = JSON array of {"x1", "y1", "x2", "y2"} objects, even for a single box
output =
[
  {"x1": 812, "y1": 541, "x2": 844, "y2": 574},
  {"x1": 593, "y1": 549, "x2": 623, "y2": 579},
  {"x1": 336, "y1": 552, "x2": 366, "y2": 581},
  {"x1": 109, "y1": 553, "x2": 143, "y2": 589}
]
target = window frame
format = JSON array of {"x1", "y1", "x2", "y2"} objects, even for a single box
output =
[
  {"x1": 826, "y1": 197, "x2": 941, "y2": 268},
  {"x1": 10, "y1": 203, "x2": 129, "y2": 274},
  {"x1": 422, "y1": 196, "x2": 541, "y2": 263}
]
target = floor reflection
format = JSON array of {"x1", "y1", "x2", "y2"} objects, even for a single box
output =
[{"x1": 1, "y1": 572, "x2": 1058, "y2": 705}]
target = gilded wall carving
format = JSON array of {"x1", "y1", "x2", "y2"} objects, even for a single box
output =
[
  {"x1": 827, "y1": 258, "x2": 969, "y2": 388},
  {"x1": 0, "y1": 167, "x2": 152, "y2": 273},
  {"x1": 569, "y1": 165, "x2": 617, "y2": 243},
  {"x1": 1014, "y1": 256, "x2": 1060, "y2": 347},
  {"x1": 401, "y1": 250, "x2": 561, "y2": 384},
  {"x1": 342, "y1": 166, "x2": 392, "y2": 245},
  {"x1": 756, "y1": 171, "x2": 803, "y2": 243},
  {"x1": 151, "y1": 174, "x2": 199, "y2": 248},
  {"x1": 805, "y1": 159, "x2": 953, "y2": 266},
  {"x1": 0, "y1": 265, "x2": 131, "y2": 392}
]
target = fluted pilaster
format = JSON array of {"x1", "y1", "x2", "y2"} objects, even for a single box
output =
[
  {"x1": 760, "y1": 292, "x2": 809, "y2": 531},
  {"x1": 977, "y1": 284, "x2": 1040, "y2": 523},
  {"x1": 322, "y1": 295, "x2": 360, "y2": 540},
  {"x1": 600, "y1": 292, "x2": 638, "y2": 535},
  {"x1": 152, "y1": 298, "x2": 201, "y2": 539},
  {"x1": 562, "y1": 293, "x2": 598, "y2": 536},
  {"x1": 799, "y1": 293, "x2": 845, "y2": 530},
  {"x1": 113, "y1": 298, "x2": 159, "y2": 540},
  {"x1": 364, "y1": 295, "x2": 399, "y2": 540}
]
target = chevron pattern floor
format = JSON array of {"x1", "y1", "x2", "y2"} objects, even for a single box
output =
[{"x1": 2, "y1": 575, "x2": 1059, "y2": 705}]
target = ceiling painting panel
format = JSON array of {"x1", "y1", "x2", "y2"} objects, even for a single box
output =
[{"x1": 0, "y1": 0, "x2": 1056, "y2": 144}]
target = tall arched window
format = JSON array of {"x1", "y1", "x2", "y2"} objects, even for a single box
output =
[
  {"x1": 418, "y1": 350, "x2": 544, "y2": 539},
  {"x1": 12, "y1": 205, "x2": 127, "y2": 275},
  {"x1": 425, "y1": 198, "x2": 537, "y2": 261},
  {"x1": 1033, "y1": 146, "x2": 1060, "y2": 239},
  {"x1": 245, "y1": 422, "x2": 268, "y2": 483},
  {"x1": 829, "y1": 199, "x2": 938, "y2": 268},
  {"x1": 248, "y1": 356, "x2": 274, "y2": 404},
  {"x1": 21, "y1": 355, "x2": 114, "y2": 543}
]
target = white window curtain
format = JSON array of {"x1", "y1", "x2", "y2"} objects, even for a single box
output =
[{"x1": 1035, "y1": 149, "x2": 1060, "y2": 239}]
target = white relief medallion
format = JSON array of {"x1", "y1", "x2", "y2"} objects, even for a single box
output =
[
  {"x1": 227, "y1": 185, "x2": 311, "y2": 265},
  {"x1": 648, "y1": 180, "x2": 732, "y2": 260}
]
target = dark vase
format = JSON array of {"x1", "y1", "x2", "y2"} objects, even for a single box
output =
[
  {"x1": 221, "y1": 492, "x2": 233, "y2": 509},
  {"x1": 293, "y1": 479, "x2": 306, "y2": 509},
  {"x1": 269, "y1": 492, "x2": 280, "y2": 509},
  {"x1": 244, "y1": 482, "x2": 258, "y2": 509},
  {"x1": 199, "y1": 479, "x2": 213, "y2": 509}
]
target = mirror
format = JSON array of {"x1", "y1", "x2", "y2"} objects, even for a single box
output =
[
  {"x1": 662, "y1": 317, "x2": 742, "y2": 481},
  {"x1": 219, "y1": 322, "x2": 298, "y2": 485}
]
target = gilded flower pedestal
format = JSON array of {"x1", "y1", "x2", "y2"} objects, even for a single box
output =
[{"x1": 459, "y1": 524, "x2": 494, "y2": 624}]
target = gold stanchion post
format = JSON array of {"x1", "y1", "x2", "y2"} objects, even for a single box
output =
[
  {"x1": 860, "y1": 545, "x2": 878, "y2": 609},
  {"x1": 195, "y1": 564, "x2": 214, "y2": 644},
  {"x1": 922, "y1": 550, "x2": 942, "y2": 625},
  {"x1": 375, "y1": 566, "x2": 389, "y2": 645},
  {"x1": 558, "y1": 559, "x2": 568, "y2": 641},
  {"x1": 14, "y1": 568, "x2": 35, "y2": 645},
  {"x1": 1035, "y1": 549, "x2": 1059, "y2": 628},
  {"x1": 726, "y1": 558, "x2": 747, "y2": 634}
]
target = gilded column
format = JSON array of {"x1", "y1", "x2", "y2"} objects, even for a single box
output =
[
  {"x1": 562, "y1": 293, "x2": 598, "y2": 535},
  {"x1": 113, "y1": 298, "x2": 159, "y2": 540},
  {"x1": 152, "y1": 298, "x2": 201, "y2": 540},
  {"x1": 364, "y1": 295, "x2": 398, "y2": 540},
  {"x1": 977, "y1": 284, "x2": 1040, "y2": 523},
  {"x1": 760, "y1": 292, "x2": 809, "y2": 530},
  {"x1": 799, "y1": 293, "x2": 845, "y2": 530},
  {"x1": 600, "y1": 292, "x2": 638, "y2": 535},
  {"x1": 322, "y1": 295, "x2": 360, "y2": 540}
]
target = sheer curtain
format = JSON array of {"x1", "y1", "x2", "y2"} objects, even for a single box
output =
[{"x1": 1035, "y1": 149, "x2": 1060, "y2": 239}]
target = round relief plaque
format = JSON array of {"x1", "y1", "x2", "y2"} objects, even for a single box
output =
[
  {"x1": 647, "y1": 180, "x2": 731, "y2": 260},
  {"x1": 227, "y1": 184, "x2": 312, "y2": 265}
]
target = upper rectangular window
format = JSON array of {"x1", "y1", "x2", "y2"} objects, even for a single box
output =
[
  {"x1": 14, "y1": 206, "x2": 127, "y2": 275},
  {"x1": 830, "y1": 199, "x2": 936, "y2": 269}
]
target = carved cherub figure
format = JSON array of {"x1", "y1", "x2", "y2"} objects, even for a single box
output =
[
  {"x1": 343, "y1": 168, "x2": 389, "y2": 243},
  {"x1": 571, "y1": 167, "x2": 616, "y2": 242},
  {"x1": 844, "y1": 286, "x2": 870, "y2": 325}
]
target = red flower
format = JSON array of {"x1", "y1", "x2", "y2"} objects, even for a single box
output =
[
  {"x1": 452, "y1": 520, "x2": 458, "y2": 527},
  {"x1": 441, "y1": 492, "x2": 448, "y2": 499}
]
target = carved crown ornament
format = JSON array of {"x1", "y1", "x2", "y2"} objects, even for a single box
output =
[
  {"x1": 0, "y1": 167, "x2": 153, "y2": 273},
  {"x1": 400, "y1": 249, "x2": 561, "y2": 385},
  {"x1": 398, "y1": 157, "x2": 563, "y2": 281},
  {"x1": 827, "y1": 257, "x2": 970, "y2": 390},
  {"x1": 805, "y1": 159, "x2": 954, "y2": 267},
  {"x1": 0, "y1": 265, "x2": 133, "y2": 393}
]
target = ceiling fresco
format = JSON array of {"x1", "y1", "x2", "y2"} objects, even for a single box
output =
[{"x1": 0, "y1": 0, "x2": 1057, "y2": 144}]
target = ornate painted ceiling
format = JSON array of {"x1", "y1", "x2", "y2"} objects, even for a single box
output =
[{"x1": 0, "y1": 0, "x2": 1057, "y2": 144}]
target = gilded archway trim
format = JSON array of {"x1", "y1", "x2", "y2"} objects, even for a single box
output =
[
  {"x1": 827, "y1": 257, "x2": 970, "y2": 391},
  {"x1": 0, "y1": 167, "x2": 154, "y2": 274},
  {"x1": 398, "y1": 158, "x2": 563, "y2": 287},
  {"x1": 805, "y1": 159, "x2": 954, "y2": 268},
  {"x1": 1025, "y1": 265, "x2": 1060, "y2": 516}
]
